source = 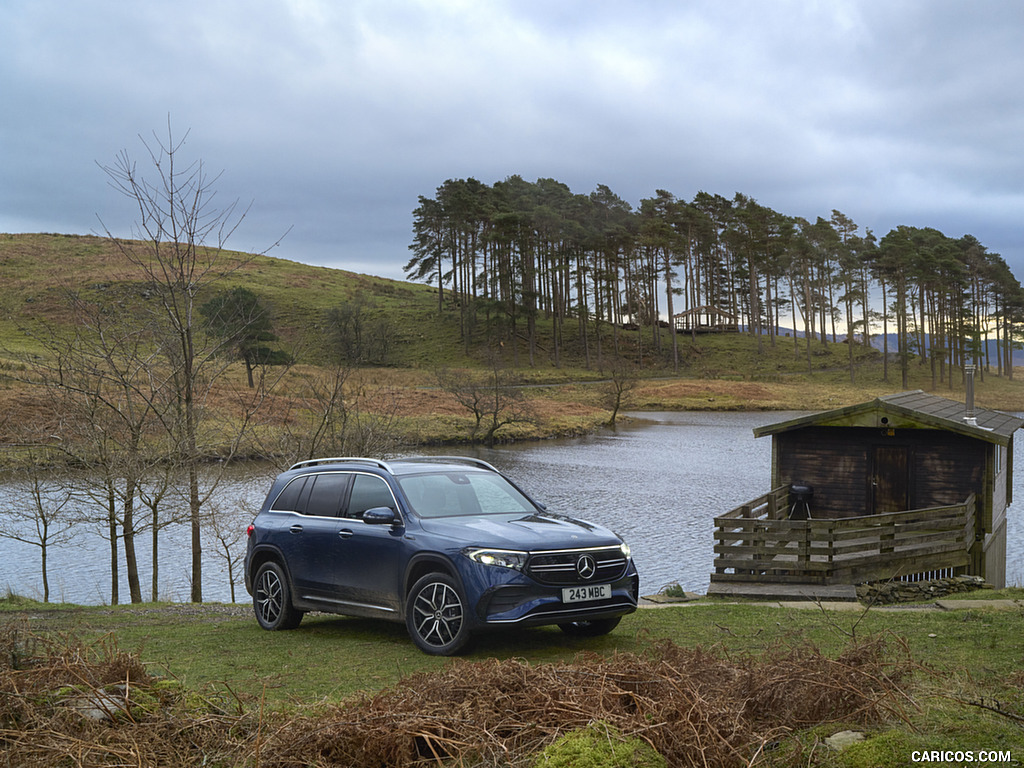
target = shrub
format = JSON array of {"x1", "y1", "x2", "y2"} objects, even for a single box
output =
[{"x1": 533, "y1": 721, "x2": 665, "y2": 768}]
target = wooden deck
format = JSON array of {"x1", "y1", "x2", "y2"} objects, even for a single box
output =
[
  {"x1": 712, "y1": 487, "x2": 976, "y2": 586},
  {"x1": 706, "y1": 582, "x2": 859, "y2": 602},
  {"x1": 672, "y1": 304, "x2": 740, "y2": 334}
]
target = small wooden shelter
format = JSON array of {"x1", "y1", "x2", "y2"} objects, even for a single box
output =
[
  {"x1": 672, "y1": 305, "x2": 739, "y2": 334},
  {"x1": 711, "y1": 390, "x2": 1022, "y2": 592}
]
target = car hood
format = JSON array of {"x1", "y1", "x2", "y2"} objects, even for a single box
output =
[{"x1": 417, "y1": 512, "x2": 622, "y2": 551}]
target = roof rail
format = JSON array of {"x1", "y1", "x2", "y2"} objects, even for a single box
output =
[
  {"x1": 288, "y1": 457, "x2": 394, "y2": 473},
  {"x1": 395, "y1": 456, "x2": 500, "y2": 473}
]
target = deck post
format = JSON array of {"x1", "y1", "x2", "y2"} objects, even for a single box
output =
[
  {"x1": 880, "y1": 521, "x2": 895, "y2": 556},
  {"x1": 798, "y1": 521, "x2": 810, "y2": 574},
  {"x1": 752, "y1": 522, "x2": 766, "y2": 574},
  {"x1": 713, "y1": 518, "x2": 728, "y2": 575},
  {"x1": 825, "y1": 523, "x2": 835, "y2": 581}
]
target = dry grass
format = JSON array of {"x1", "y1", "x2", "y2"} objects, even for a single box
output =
[
  {"x1": 258, "y1": 638, "x2": 914, "y2": 767},
  {"x1": 0, "y1": 622, "x2": 919, "y2": 767},
  {"x1": 0, "y1": 622, "x2": 253, "y2": 768}
]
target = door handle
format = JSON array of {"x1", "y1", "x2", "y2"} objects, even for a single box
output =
[
  {"x1": 289, "y1": 524, "x2": 303, "y2": 534},
  {"x1": 339, "y1": 528, "x2": 354, "y2": 539}
]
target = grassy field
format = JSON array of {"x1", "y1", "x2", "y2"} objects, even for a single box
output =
[
  {"x1": 2, "y1": 593, "x2": 1022, "y2": 766},
  {"x1": 3, "y1": 232, "x2": 1022, "y2": 398},
  {"x1": 2, "y1": 235, "x2": 1023, "y2": 765},
  {"x1": 4, "y1": 234, "x2": 1023, "y2": 456}
]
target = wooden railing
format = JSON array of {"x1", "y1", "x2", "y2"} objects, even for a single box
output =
[{"x1": 712, "y1": 488, "x2": 976, "y2": 585}]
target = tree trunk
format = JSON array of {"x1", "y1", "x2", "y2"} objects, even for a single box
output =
[{"x1": 123, "y1": 476, "x2": 142, "y2": 603}]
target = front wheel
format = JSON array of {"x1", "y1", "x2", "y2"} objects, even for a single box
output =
[
  {"x1": 558, "y1": 616, "x2": 621, "y2": 637},
  {"x1": 253, "y1": 561, "x2": 304, "y2": 631},
  {"x1": 405, "y1": 573, "x2": 472, "y2": 655}
]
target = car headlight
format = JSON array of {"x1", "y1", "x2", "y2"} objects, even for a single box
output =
[
  {"x1": 619, "y1": 541, "x2": 631, "y2": 559},
  {"x1": 464, "y1": 548, "x2": 529, "y2": 571}
]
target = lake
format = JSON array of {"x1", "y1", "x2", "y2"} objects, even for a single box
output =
[{"x1": 1, "y1": 411, "x2": 1021, "y2": 604}]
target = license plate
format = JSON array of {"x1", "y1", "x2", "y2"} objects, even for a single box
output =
[{"x1": 562, "y1": 584, "x2": 611, "y2": 603}]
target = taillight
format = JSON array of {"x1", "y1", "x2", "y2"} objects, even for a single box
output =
[{"x1": 246, "y1": 524, "x2": 255, "y2": 538}]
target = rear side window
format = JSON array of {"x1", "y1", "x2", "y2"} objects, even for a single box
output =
[
  {"x1": 304, "y1": 473, "x2": 350, "y2": 517},
  {"x1": 271, "y1": 476, "x2": 308, "y2": 512}
]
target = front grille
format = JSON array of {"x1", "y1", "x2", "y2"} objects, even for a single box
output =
[{"x1": 526, "y1": 547, "x2": 628, "y2": 586}]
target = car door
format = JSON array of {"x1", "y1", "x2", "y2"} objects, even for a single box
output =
[
  {"x1": 335, "y1": 472, "x2": 405, "y2": 613},
  {"x1": 273, "y1": 472, "x2": 352, "y2": 602}
]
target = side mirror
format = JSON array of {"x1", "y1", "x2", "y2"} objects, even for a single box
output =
[{"x1": 363, "y1": 506, "x2": 398, "y2": 525}]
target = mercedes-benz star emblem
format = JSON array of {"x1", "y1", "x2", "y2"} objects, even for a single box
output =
[{"x1": 576, "y1": 554, "x2": 597, "y2": 580}]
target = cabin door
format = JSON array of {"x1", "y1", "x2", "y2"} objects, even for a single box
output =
[{"x1": 871, "y1": 445, "x2": 910, "y2": 514}]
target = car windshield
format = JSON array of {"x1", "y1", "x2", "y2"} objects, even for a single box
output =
[{"x1": 398, "y1": 471, "x2": 537, "y2": 518}]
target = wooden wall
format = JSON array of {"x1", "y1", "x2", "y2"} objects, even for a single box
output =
[
  {"x1": 773, "y1": 427, "x2": 868, "y2": 517},
  {"x1": 773, "y1": 426, "x2": 990, "y2": 523}
]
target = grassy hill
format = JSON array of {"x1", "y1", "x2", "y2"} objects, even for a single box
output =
[
  {"x1": 0, "y1": 232, "x2": 464, "y2": 368},
  {"x1": 2, "y1": 232, "x2": 1022, "y2": 443}
]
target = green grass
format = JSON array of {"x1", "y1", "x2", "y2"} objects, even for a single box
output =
[
  {"x1": 3, "y1": 596, "x2": 1022, "y2": 764},
  {"x1": 8, "y1": 597, "x2": 1021, "y2": 697}
]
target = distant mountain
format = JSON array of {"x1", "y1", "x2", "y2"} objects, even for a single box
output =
[
  {"x1": 865, "y1": 333, "x2": 1024, "y2": 367},
  {"x1": 758, "y1": 326, "x2": 1023, "y2": 367}
]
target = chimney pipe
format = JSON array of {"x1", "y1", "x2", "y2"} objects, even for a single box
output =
[{"x1": 964, "y1": 364, "x2": 976, "y2": 425}]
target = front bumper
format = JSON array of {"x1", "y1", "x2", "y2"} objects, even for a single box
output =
[{"x1": 463, "y1": 559, "x2": 640, "y2": 627}]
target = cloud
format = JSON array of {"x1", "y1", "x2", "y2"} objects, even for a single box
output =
[{"x1": 2, "y1": 0, "x2": 1023, "y2": 280}]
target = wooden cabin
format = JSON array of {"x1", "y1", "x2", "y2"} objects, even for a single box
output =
[
  {"x1": 711, "y1": 390, "x2": 1022, "y2": 592},
  {"x1": 672, "y1": 305, "x2": 739, "y2": 334}
]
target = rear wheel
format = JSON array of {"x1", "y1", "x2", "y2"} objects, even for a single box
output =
[
  {"x1": 558, "y1": 616, "x2": 621, "y2": 637},
  {"x1": 253, "y1": 561, "x2": 303, "y2": 631},
  {"x1": 405, "y1": 573, "x2": 471, "y2": 655}
]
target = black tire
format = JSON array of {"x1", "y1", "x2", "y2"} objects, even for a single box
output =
[
  {"x1": 253, "y1": 561, "x2": 303, "y2": 631},
  {"x1": 405, "y1": 573, "x2": 472, "y2": 655},
  {"x1": 558, "y1": 616, "x2": 621, "y2": 637}
]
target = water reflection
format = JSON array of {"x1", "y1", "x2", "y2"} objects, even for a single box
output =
[
  {"x1": 1, "y1": 411, "x2": 1021, "y2": 604},
  {"x1": 429, "y1": 411, "x2": 785, "y2": 594},
  {"x1": 0, "y1": 465, "x2": 272, "y2": 605}
]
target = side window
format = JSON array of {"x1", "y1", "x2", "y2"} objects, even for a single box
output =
[
  {"x1": 304, "y1": 473, "x2": 350, "y2": 517},
  {"x1": 346, "y1": 474, "x2": 396, "y2": 519},
  {"x1": 271, "y1": 476, "x2": 308, "y2": 512}
]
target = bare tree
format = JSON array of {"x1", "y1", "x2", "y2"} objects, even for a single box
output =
[
  {"x1": 436, "y1": 358, "x2": 534, "y2": 446},
  {"x1": 5, "y1": 299, "x2": 173, "y2": 604},
  {"x1": 136, "y1": 460, "x2": 183, "y2": 603},
  {"x1": 602, "y1": 358, "x2": 640, "y2": 426},
  {"x1": 97, "y1": 120, "x2": 285, "y2": 602},
  {"x1": 206, "y1": 497, "x2": 249, "y2": 603},
  {"x1": 254, "y1": 358, "x2": 403, "y2": 467},
  {"x1": 0, "y1": 456, "x2": 81, "y2": 602}
]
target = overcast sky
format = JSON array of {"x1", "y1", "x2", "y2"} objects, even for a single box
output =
[{"x1": 3, "y1": 1, "x2": 1023, "y2": 282}]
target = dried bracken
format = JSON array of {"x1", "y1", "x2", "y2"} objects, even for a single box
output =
[
  {"x1": 1, "y1": 622, "x2": 253, "y2": 768},
  {"x1": 0, "y1": 623, "x2": 915, "y2": 768},
  {"x1": 260, "y1": 637, "x2": 915, "y2": 768}
]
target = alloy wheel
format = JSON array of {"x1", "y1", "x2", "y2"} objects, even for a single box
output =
[
  {"x1": 256, "y1": 567, "x2": 284, "y2": 625},
  {"x1": 405, "y1": 572, "x2": 471, "y2": 655},
  {"x1": 412, "y1": 581, "x2": 464, "y2": 649}
]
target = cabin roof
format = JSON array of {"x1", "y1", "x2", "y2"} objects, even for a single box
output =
[
  {"x1": 753, "y1": 390, "x2": 1023, "y2": 446},
  {"x1": 672, "y1": 304, "x2": 739, "y2": 320}
]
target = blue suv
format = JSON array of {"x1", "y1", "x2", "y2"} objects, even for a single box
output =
[{"x1": 243, "y1": 457, "x2": 639, "y2": 654}]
